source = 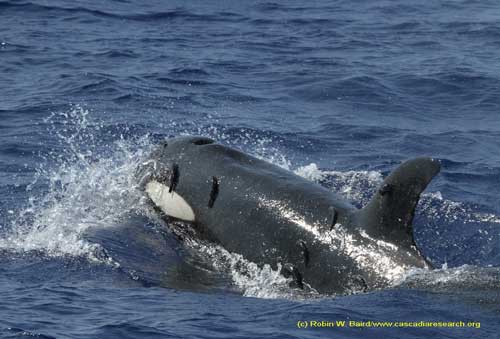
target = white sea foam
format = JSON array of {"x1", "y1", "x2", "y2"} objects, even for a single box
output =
[
  {"x1": 191, "y1": 241, "x2": 319, "y2": 299},
  {"x1": 0, "y1": 106, "x2": 151, "y2": 265},
  {"x1": 396, "y1": 264, "x2": 500, "y2": 290},
  {"x1": 420, "y1": 191, "x2": 500, "y2": 226}
]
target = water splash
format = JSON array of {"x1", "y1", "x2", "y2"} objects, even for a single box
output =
[
  {"x1": 293, "y1": 162, "x2": 499, "y2": 239},
  {"x1": 191, "y1": 241, "x2": 319, "y2": 299},
  {"x1": 1, "y1": 107, "x2": 497, "y2": 298},
  {"x1": 397, "y1": 264, "x2": 500, "y2": 294},
  {"x1": 420, "y1": 191, "x2": 500, "y2": 227},
  {"x1": 0, "y1": 106, "x2": 152, "y2": 264}
]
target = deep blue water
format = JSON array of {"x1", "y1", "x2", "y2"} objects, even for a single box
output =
[{"x1": 1, "y1": 0, "x2": 500, "y2": 338}]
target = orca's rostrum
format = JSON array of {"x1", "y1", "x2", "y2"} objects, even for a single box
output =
[{"x1": 137, "y1": 136, "x2": 440, "y2": 295}]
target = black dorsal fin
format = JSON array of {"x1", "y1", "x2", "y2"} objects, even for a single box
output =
[{"x1": 355, "y1": 157, "x2": 440, "y2": 249}]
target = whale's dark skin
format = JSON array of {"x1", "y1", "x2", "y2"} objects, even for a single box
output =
[{"x1": 137, "y1": 136, "x2": 441, "y2": 295}]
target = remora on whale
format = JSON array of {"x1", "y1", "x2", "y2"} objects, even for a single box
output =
[{"x1": 137, "y1": 136, "x2": 440, "y2": 294}]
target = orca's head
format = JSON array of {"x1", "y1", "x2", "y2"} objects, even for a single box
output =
[
  {"x1": 139, "y1": 136, "x2": 216, "y2": 177},
  {"x1": 155, "y1": 136, "x2": 216, "y2": 160},
  {"x1": 163, "y1": 136, "x2": 216, "y2": 150},
  {"x1": 136, "y1": 136, "x2": 218, "y2": 222},
  {"x1": 144, "y1": 135, "x2": 251, "y2": 171}
]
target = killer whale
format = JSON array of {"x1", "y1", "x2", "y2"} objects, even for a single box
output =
[{"x1": 137, "y1": 136, "x2": 440, "y2": 295}]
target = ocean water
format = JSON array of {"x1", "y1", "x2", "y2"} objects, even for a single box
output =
[{"x1": 1, "y1": 0, "x2": 499, "y2": 338}]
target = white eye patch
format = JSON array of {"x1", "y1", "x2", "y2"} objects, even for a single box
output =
[{"x1": 145, "y1": 180, "x2": 195, "y2": 222}]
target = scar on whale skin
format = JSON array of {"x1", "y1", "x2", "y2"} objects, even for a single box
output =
[{"x1": 208, "y1": 176, "x2": 219, "y2": 208}]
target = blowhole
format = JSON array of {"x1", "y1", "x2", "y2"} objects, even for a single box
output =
[{"x1": 193, "y1": 138, "x2": 214, "y2": 145}]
